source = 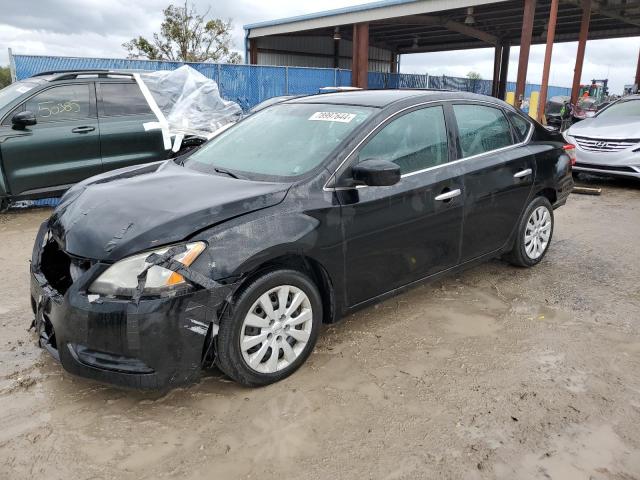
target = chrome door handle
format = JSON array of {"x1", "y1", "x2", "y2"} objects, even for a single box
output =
[
  {"x1": 435, "y1": 189, "x2": 461, "y2": 201},
  {"x1": 71, "y1": 126, "x2": 95, "y2": 134},
  {"x1": 513, "y1": 168, "x2": 532, "y2": 178}
]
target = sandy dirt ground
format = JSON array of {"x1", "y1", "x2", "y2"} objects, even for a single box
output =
[{"x1": 1, "y1": 175, "x2": 639, "y2": 480}]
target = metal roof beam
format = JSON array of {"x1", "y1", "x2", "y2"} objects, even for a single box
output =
[
  {"x1": 381, "y1": 14, "x2": 499, "y2": 45},
  {"x1": 563, "y1": 0, "x2": 640, "y2": 27}
]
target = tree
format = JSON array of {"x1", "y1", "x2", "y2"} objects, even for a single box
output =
[
  {"x1": 0, "y1": 66, "x2": 11, "y2": 88},
  {"x1": 123, "y1": 1, "x2": 242, "y2": 64},
  {"x1": 467, "y1": 71, "x2": 482, "y2": 80}
]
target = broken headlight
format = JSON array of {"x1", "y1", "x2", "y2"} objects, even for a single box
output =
[{"x1": 88, "y1": 242, "x2": 206, "y2": 297}]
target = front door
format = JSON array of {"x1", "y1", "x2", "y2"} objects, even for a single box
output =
[
  {"x1": 0, "y1": 83, "x2": 101, "y2": 196},
  {"x1": 450, "y1": 103, "x2": 536, "y2": 262},
  {"x1": 338, "y1": 105, "x2": 464, "y2": 307}
]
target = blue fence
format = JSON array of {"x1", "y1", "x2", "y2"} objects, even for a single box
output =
[{"x1": 10, "y1": 54, "x2": 570, "y2": 111}]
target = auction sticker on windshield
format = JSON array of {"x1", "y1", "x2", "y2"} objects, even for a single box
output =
[{"x1": 309, "y1": 112, "x2": 356, "y2": 123}]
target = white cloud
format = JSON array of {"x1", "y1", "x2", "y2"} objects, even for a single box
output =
[{"x1": 1, "y1": 0, "x2": 638, "y2": 94}]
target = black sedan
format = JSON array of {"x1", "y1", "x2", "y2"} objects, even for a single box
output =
[{"x1": 30, "y1": 90, "x2": 574, "y2": 389}]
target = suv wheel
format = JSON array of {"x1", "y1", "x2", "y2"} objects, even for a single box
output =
[
  {"x1": 504, "y1": 196, "x2": 554, "y2": 267},
  {"x1": 216, "y1": 269, "x2": 322, "y2": 387}
]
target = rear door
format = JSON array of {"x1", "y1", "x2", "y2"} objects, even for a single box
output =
[
  {"x1": 96, "y1": 81, "x2": 165, "y2": 172},
  {"x1": 0, "y1": 83, "x2": 101, "y2": 196},
  {"x1": 338, "y1": 104, "x2": 464, "y2": 306},
  {"x1": 451, "y1": 103, "x2": 536, "y2": 262}
]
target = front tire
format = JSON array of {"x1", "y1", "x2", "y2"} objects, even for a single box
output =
[
  {"x1": 504, "y1": 196, "x2": 554, "y2": 267},
  {"x1": 216, "y1": 269, "x2": 322, "y2": 387}
]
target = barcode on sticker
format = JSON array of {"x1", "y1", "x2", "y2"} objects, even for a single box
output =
[{"x1": 309, "y1": 112, "x2": 356, "y2": 123}]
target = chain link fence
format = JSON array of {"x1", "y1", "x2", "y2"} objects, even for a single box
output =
[{"x1": 10, "y1": 54, "x2": 570, "y2": 111}]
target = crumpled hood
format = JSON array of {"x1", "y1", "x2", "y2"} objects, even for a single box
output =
[
  {"x1": 49, "y1": 161, "x2": 289, "y2": 261},
  {"x1": 567, "y1": 116, "x2": 640, "y2": 139}
]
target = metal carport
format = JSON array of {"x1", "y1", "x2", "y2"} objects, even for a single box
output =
[{"x1": 244, "y1": 0, "x2": 640, "y2": 119}]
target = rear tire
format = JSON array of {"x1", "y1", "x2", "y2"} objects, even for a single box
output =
[
  {"x1": 504, "y1": 196, "x2": 554, "y2": 268},
  {"x1": 216, "y1": 269, "x2": 322, "y2": 387}
]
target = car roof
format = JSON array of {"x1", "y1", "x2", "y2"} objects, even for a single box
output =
[{"x1": 287, "y1": 89, "x2": 508, "y2": 108}]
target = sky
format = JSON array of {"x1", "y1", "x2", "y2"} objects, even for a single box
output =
[{"x1": 0, "y1": 0, "x2": 638, "y2": 94}]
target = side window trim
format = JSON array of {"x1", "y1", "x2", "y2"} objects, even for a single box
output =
[
  {"x1": 505, "y1": 109, "x2": 534, "y2": 143},
  {"x1": 323, "y1": 98, "x2": 530, "y2": 192}
]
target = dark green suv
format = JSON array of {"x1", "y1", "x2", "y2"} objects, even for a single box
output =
[{"x1": 0, "y1": 70, "x2": 166, "y2": 210}]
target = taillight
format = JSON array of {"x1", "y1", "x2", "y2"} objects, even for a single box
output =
[{"x1": 563, "y1": 144, "x2": 576, "y2": 166}]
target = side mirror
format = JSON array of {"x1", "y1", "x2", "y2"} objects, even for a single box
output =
[
  {"x1": 12, "y1": 111, "x2": 37, "y2": 129},
  {"x1": 351, "y1": 158, "x2": 401, "y2": 187}
]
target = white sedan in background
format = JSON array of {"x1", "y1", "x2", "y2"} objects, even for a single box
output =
[{"x1": 564, "y1": 95, "x2": 640, "y2": 179}]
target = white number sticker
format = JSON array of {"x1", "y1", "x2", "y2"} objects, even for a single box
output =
[{"x1": 309, "y1": 112, "x2": 356, "y2": 123}]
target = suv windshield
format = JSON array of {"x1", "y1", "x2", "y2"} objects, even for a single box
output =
[
  {"x1": 184, "y1": 103, "x2": 374, "y2": 179},
  {"x1": 0, "y1": 80, "x2": 44, "y2": 106},
  {"x1": 597, "y1": 99, "x2": 640, "y2": 118}
]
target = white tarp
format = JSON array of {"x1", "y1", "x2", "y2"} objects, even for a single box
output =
[{"x1": 135, "y1": 65, "x2": 242, "y2": 147}]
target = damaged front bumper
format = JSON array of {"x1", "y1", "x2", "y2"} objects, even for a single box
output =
[{"x1": 30, "y1": 222, "x2": 235, "y2": 389}]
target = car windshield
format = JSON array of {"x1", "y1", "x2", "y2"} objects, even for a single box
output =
[
  {"x1": 577, "y1": 98, "x2": 597, "y2": 109},
  {"x1": 184, "y1": 103, "x2": 374, "y2": 179},
  {"x1": 597, "y1": 99, "x2": 640, "y2": 118},
  {"x1": 0, "y1": 80, "x2": 43, "y2": 105}
]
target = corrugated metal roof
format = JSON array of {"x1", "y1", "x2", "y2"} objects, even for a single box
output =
[
  {"x1": 244, "y1": 0, "x2": 505, "y2": 38},
  {"x1": 244, "y1": 0, "x2": 420, "y2": 30}
]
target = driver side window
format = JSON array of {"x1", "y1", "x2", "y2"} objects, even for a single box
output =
[
  {"x1": 24, "y1": 84, "x2": 92, "y2": 123},
  {"x1": 357, "y1": 106, "x2": 448, "y2": 175}
]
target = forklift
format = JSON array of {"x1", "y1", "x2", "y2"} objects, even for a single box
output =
[
  {"x1": 573, "y1": 79, "x2": 610, "y2": 122},
  {"x1": 578, "y1": 79, "x2": 609, "y2": 100}
]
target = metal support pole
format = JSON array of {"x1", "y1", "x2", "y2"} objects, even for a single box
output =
[
  {"x1": 249, "y1": 39, "x2": 258, "y2": 65},
  {"x1": 352, "y1": 22, "x2": 369, "y2": 89},
  {"x1": 497, "y1": 43, "x2": 510, "y2": 100},
  {"x1": 635, "y1": 49, "x2": 640, "y2": 91},
  {"x1": 537, "y1": 0, "x2": 559, "y2": 122},
  {"x1": 492, "y1": 44, "x2": 503, "y2": 97},
  {"x1": 515, "y1": 0, "x2": 537, "y2": 108},
  {"x1": 571, "y1": 0, "x2": 591, "y2": 104}
]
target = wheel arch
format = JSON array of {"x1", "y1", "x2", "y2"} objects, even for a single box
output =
[
  {"x1": 228, "y1": 253, "x2": 337, "y2": 325},
  {"x1": 535, "y1": 187, "x2": 557, "y2": 205}
]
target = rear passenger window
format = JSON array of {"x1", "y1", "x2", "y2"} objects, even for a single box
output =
[
  {"x1": 25, "y1": 84, "x2": 92, "y2": 123},
  {"x1": 358, "y1": 106, "x2": 448, "y2": 175},
  {"x1": 453, "y1": 104, "x2": 513, "y2": 157},
  {"x1": 508, "y1": 112, "x2": 532, "y2": 143},
  {"x1": 100, "y1": 83, "x2": 152, "y2": 116}
]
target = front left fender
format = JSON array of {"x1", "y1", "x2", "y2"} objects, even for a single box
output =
[{"x1": 190, "y1": 206, "x2": 344, "y2": 307}]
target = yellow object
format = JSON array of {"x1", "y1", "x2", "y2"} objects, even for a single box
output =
[
  {"x1": 166, "y1": 242, "x2": 206, "y2": 286},
  {"x1": 506, "y1": 92, "x2": 515, "y2": 105},
  {"x1": 529, "y1": 91, "x2": 539, "y2": 119}
]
